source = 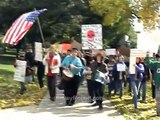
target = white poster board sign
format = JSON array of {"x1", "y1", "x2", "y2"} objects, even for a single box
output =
[
  {"x1": 35, "y1": 42, "x2": 43, "y2": 62},
  {"x1": 137, "y1": 29, "x2": 160, "y2": 54},
  {"x1": 14, "y1": 60, "x2": 26, "y2": 82},
  {"x1": 130, "y1": 49, "x2": 146, "y2": 58},
  {"x1": 117, "y1": 63, "x2": 126, "y2": 71},
  {"x1": 106, "y1": 49, "x2": 116, "y2": 55},
  {"x1": 81, "y1": 24, "x2": 103, "y2": 50},
  {"x1": 129, "y1": 57, "x2": 136, "y2": 74},
  {"x1": 129, "y1": 49, "x2": 146, "y2": 74}
]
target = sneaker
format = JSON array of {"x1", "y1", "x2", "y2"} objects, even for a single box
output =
[
  {"x1": 98, "y1": 106, "x2": 103, "y2": 110},
  {"x1": 65, "y1": 103, "x2": 69, "y2": 106},
  {"x1": 68, "y1": 103, "x2": 74, "y2": 106},
  {"x1": 65, "y1": 102, "x2": 74, "y2": 106},
  {"x1": 20, "y1": 88, "x2": 26, "y2": 95},
  {"x1": 50, "y1": 97, "x2": 55, "y2": 101},
  {"x1": 88, "y1": 98, "x2": 94, "y2": 103},
  {"x1": 89, "y1": 100, "x2": 94, "y2": 103},
  {"x1": 92, "y1": 103, "x2": 98, "y2": 106}
]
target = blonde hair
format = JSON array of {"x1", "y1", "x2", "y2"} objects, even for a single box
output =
[{"x1": 118, "y1": 55, "x2": 124, "y2": 60}]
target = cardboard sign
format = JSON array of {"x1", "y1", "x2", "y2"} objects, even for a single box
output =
[
  {"x1": 130, "y1": 49, "x2": 146, "y2": 57},
  {"x1": 106, "y1": 49, "x2": 116, "y2": 55},
  {"x1": 35, "y1": 42, "x2": 43, "y2": 61},
  {"x1": 137, "y1": 29, "x2": 160, "y2": 54},
  {"x1": 81, "y1": 24, "x2": 103, "y2": 50},
  {"x1": 129, "y1": 57, "x2": 136, "y2": 74},
  {"x1": 129, "y1": 49, "x2": 146, "y2": 74},
  {"x1": 14, "y1": 60, "x2": 26, "y2": 82},
  {"x1": 117, "y1": 63, "x2": 126, "y2": 71}
]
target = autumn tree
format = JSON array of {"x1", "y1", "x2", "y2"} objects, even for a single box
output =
[{"x1": 89, "y1": 0, "x2": 160, "y2": 29}]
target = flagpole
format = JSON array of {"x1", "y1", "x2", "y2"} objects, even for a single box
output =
[{"x1": 34, "y1": 8, "x2": 46, "y2": 48}]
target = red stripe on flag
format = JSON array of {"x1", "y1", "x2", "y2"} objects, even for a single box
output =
[
  {"x1": 7, "y1": 16, "x2": 26, "y2": 44},
  {"x1": 14, "y1": 22, "x2": 33, "y2": 45},
  {"x1": 3, "y1": 16, "x2": 24, "y2": 43},
  {"x1": 2, "y1": 9, "x2": 45, "y2": 45},
  {"x1": 10, "y1": 21, "x2": 28, "y2": 44},
  {"x1": 3, "y1": 15, "x2": 25, "y2": 44},
  {"x1": 2, "y1": 18, "x2": 20, "y2": 43},
  {"x1": 14, "y1": 20, "x2": 26, "y2": 39},
  {"x1": 10, "y1": 18, "x2": 27, "y2": 44}
]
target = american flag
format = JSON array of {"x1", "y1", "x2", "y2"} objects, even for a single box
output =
[{"x1": 2, "y1": 9, "x2": 47, "y2": 45}]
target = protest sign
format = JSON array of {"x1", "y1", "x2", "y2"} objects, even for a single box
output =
[
  {"x1": 81, "y1": 24, "x2": 102, "y2": 50},
  {"x1": 117, "y1": 63, "x2": 126, "y2": 71},
  {"x1": 106, "y1": 49, "x2": 116, "y2": 55},
  {"x1": 35, "y1": 42, "x2": 43, "y2": 61},
  {"x1": 129, "y1": 49, "x2": 146, "y2": 74},
  {"x1": 14, "y1": 60, "x2": 26, "y2": 82}
]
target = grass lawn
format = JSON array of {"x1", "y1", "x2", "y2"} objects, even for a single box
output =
[
  {"x1": 0, "y1": 50, "x2": 47, "y2": 109},
  {"x1": 105, "y1": 82, "x2": 159, "y2": 120}
]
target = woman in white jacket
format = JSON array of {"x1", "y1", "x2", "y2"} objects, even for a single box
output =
[{"x1": 43, "y1": 46, "x2": 61, "y2": 101}]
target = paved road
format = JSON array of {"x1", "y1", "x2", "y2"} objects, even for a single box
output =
[{"x1": 0, "y1": 85, "x2": 125, "y2": 120}]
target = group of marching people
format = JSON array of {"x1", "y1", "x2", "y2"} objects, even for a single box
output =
[{"x1": 14, "y1": 45, "x2": 160, "y2": 113}]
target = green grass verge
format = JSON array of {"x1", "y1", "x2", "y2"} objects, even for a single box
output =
[
  {"x1": 104, "y1": 82, "x2": 159, "y2": 120},
  {"x1": 0, "y1": 53, "x2": 47, "y2": 109}
]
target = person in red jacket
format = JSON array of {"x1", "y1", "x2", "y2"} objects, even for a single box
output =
[{"x1": 43, "y1": 46, "x2": 61, "y2": 101}]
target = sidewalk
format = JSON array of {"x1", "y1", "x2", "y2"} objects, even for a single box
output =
[{"x1": 0, "y1": 85, "x2": 126, "y2": 120}]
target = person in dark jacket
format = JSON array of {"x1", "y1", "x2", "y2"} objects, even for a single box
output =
[
  {"x1": 35, "y1": 61, "x2": 45, "y2": 88},
  {"x1": 107, "y1": 57, "x2": 116, "y2": 97},
  {"x1": 150, "y1": 54, "x2": 159, "y2": 99},
  {"x1": 14, "y1": 53, "x2": 27, "y2": 95},
  {"x1": 25, "y1": 46, "x2": 35, "y2": 82},
  {"x1": 90, "y1": 52, "x2": 108, "y2": 110},
  {"x1": 112, "y1": 55, "x2": 126, "y2": 99},
  {"x1": 83, "y1": 50, "x2": 95, "y2": 103},
  {"x1": 14, "y1": 52, "x2": 34, "y2": 94}
]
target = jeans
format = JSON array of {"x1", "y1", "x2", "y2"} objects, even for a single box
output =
[
  {"x1": 131, "y1": 81, "x2": 138, "y2": 109},
  {"x1": 128, "y1": 78, "x2": 132, "y2": 93},
  {"x1": 114, "y1": 80, "x2": 123, "y2": 98},
  {"x1": 138, "y1": 81, "x2": 146, "y2": 101}
]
